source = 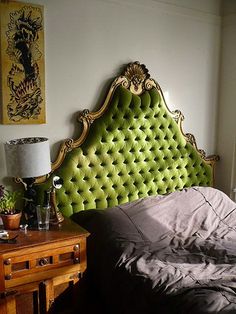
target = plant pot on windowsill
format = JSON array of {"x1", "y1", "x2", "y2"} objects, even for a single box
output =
[{"x1": 0, "y1": 211, "x2": 22, "y2": 230}]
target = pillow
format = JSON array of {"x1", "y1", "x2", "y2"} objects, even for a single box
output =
[
  {"x1": 71, "y1": 207, "x2": 147, "y2": 268},
  {"x1": 116, "y1": 186, "x2": 236, "y2": 241}
]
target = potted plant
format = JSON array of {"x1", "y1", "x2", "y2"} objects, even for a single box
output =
[{"x1": 0, "y1": 184, "x2": 22, "y2": 230}]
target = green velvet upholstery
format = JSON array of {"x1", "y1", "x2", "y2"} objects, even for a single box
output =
[{"x1": 37, "y1": 81, "x2": 214, "y2": 218}]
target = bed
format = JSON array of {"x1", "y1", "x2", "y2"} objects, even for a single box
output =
[{"x1": 37, "y1": 62, "x2": 236, "y2": 313}]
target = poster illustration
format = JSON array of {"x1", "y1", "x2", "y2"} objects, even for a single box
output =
[{"x1": 0, "y1": 2, "x2": 45, "y2": 124}]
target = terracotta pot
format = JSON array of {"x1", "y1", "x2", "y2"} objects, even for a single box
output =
[{"x1": 0, "y1": 212, "x2": 22, "y2": 230}]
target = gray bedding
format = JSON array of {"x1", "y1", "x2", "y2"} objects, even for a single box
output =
[{"x1": 72, "y1": 187, "x2": 236, "y2": 313}]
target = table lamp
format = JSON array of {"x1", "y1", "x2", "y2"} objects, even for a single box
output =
[{"x1": 4, "y1": 137, "x2": 51, "y2": 226}]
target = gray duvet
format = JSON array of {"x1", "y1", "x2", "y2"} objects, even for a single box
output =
[{"x1": 72, "y1": 187, "x2": 236, "y2": 314}]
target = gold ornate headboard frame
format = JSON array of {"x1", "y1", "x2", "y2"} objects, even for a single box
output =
[{"x1": 35, "y1": 61, "x2": 219, "y2": 184}]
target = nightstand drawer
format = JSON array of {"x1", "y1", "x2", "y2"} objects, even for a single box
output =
[{"x1": 2, "y1": 237, "x2": 86, "y2": 289}]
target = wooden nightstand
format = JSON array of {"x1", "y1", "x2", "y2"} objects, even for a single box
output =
[{"x1": 0, "y1": 218, "x2": 89, "y2": 314}]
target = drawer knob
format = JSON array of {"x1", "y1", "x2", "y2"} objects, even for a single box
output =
[
  {"x1": 39, "y1": 258, "x2": 49, "y2": 266},
  {"x1": 4, "y1": 258, "x2": 11, "y2": 265},
  {"x1": 73, "y1": 244, "x2": 79, "y2": 251},
  {"x1": 74, "y1": 257, "x2": 80, "y2": 264},
  {"x1": 5, "y1": 274, "x2": 12, "y2": 280}
]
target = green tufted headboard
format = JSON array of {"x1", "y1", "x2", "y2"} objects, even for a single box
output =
[{"x1": 36, "y1": 62, "x2": 218, "y2": 217}]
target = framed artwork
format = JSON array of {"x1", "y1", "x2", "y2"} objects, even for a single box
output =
[{"x1": 0, "y1": 1, "x2": 45, "y2": 124}]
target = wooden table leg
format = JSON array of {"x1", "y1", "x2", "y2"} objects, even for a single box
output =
[
  {"x1": 39, "y1": 280, "x2": 54, "y2": 314},
  {"x1": 0, "y1": 298, "x2": 7, "y2": 314},
  {"x1": 0, "y1": 295, "x2": 16, "y2": 314}
]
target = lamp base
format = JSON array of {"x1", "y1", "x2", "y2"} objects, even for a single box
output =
[{"x1": 22, "y1": 178, "x2": 38, "y2": 227}]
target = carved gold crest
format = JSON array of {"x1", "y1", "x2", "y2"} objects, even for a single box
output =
[{"x1": 123, "y1": 61, "x2": 151, "y2": 95}]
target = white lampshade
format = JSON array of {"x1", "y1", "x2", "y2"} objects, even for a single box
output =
[{"x1": 4, "y1": 137, "x2": 51, "y2": 178}]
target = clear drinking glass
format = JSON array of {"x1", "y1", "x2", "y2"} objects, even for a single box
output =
[{"x1": 36, "y1": 205, "x2": 50, "y2": 230}]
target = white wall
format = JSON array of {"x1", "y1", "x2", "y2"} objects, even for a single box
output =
[
  {"x1": 216, "y1": 0, "x2": 236, "y2": 196},
  {"x1": 0, "y1": 0, "x2": 221, "y2": 188}
]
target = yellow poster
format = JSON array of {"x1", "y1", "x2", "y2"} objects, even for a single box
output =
[{"x1": 0, "y1": 1, "x2": 45, "y2": 124}]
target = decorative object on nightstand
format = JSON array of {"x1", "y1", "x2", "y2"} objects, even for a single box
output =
[
  {"x1": 0, "y1": 185, "x2": 22, "y2": 230},
  {"x1": 4, "y1": 137, "x2": 51, "y2": 227},
  {"x1": 49, "y1": 176, "x2": 64, "y2": 225}
]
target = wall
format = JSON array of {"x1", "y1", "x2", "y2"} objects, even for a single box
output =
[
  {"x1": 0, "y1": 0, "x2": 221, "y2": 188},
  {"x1": 216, "y1": 0, "x2": 236, "y2": 196}
]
